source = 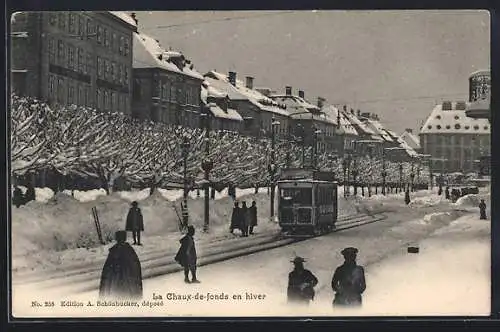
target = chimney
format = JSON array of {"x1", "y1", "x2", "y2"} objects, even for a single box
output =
[
  {"x1": 245, "y1": 76, "x2": 254, "y2": 89},
  {"x1": 317, "y1": 97, "x2": 325, "y2": 109},
  {"x1": 343, "y1": 105, "x2": 347, "y2": 112},
  {"x1": 298, "y1": 90, "x2": 305, "y2": 99},
  {"x1": 405, "y1": 128, "x2": 413, "y2": 134},
  {"x1": 350, "y1": 108, "x2": 355, "y2": 115},
  {"x1": 131, "y1": 12, "x2": 138, "y2": 25},
  {"x1": 228, "y1": 71, "x2": 237, "y2": 86},
  {"x1": 285, "y1": 86, "x2": 292, "y2": 95},
  {"x1": 357, "y1": 109, "x2": 361, "y2": 117}
]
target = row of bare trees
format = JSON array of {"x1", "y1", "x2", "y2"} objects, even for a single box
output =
[{"x1": 11, "y1": 95, "x2": 310, "y2": 194}]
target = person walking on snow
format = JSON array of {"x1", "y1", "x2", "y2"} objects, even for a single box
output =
[
  {"x1": 240, "y1": 201, "x2": 250, "y2": 237},
  {"x1": 249, "y1": 201, "x2": 258, "y2": 235},
  {"x1": 287, "y1": 256, "x2": 318, "y2": 305},
  {"x1": 175, "y1": 225, "x2": 200, "y2": 284},
  {"x1": 99, "y1": 230, "x2": 143, "y2": 299},
  {"x1": 479, "y1": 199, "x2": 487, "y2": 220},
  {"x1": 230, "y1": 201, "x2": 241, "y2": 234},
  {"x1": 125, "y1": 201, "x2": 144, "y2": 245},
  {"x1": 331, "y1": 247, "x2": 366, "y2": 307}
]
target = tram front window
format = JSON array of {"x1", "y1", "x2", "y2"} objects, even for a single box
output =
[{"x1": 280, "y1": 188, "x2": 312, "y2": 206}]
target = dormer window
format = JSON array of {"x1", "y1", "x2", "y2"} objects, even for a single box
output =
[
  {"x1": 474, "y1": 125, "x2": 479, "y2": 130},
  {"x1": 445, "y1": 125, "x2": 451, "y2": 129},
  {"x1": 484, "y1": 126, "x2": 489, "y2": 130},
  {"x1": 436, "y1": 115, "x2": 441, "y2": 119},
  {"x1": 436, "y1": 125, "x2": 441, "y2": 130},
  {"x1": 455, "y1": 124, "x2": 461, "y2": 129}
]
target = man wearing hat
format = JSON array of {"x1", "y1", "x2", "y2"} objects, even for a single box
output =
[
  {"x1": 125, "y1": 201, "x2": 144, "y2": 245},
  {"x1": 99, "y1": 230, "x2": 143, "y2": 299},
  {"x1": 287, "y1": 256, "x2": 318, "y2": 305},
  {"x1": 479, "y1": 199, "x2": 487, "y2": 220},
  {"x1": 331, "y1": 247, "x2": 366, "y2": 307}
]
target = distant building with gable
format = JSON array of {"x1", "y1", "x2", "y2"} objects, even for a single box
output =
[
  {"x1": 132, "y1": 29, "x2": 203, "y2": 127},
  {"x1": 419, "y1": 100, "x2": 490, "y2": 173},
  {"x1": 399, "y1": 128, "x2": 421, "y2": 154},
  {"x1": 200, "y1": 80, "x2": 243, "y2": 132}
]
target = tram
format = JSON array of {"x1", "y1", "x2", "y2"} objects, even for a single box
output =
[{"x1": 277, "y1": 168, "x2": 338, "y2": 236}]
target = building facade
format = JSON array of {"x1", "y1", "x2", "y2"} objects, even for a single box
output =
[
  {"x1": 201, "y1": 81, "x2": 243, "y2": 132},
  {"x1": 132, "y1": 33, "x2": 203, "y2": 127},
  {"x1": 419, "y1": 101, "x2": 490, "y2": 173},
  {"x1": 11, "y1": 11, "x2": 137, "y2": 114},
  {"x1": 204, "y1": 71, "x2": 290, "y2": 138}
]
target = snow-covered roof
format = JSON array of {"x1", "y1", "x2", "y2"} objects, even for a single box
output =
[
  {"x1": 342, "y1": 110, "x2": 381, "y2": 140},
  {"x1": 110, "y1": 12, "x2": 138, "y2": 29},
  {"x1": 362, "y1": 119, "x2": 394, "y2": 142},
  {"x1": 399, "y1": 131, "x2": 421, "y2": 150},
  {"x1": 419, "y1": 102, "x2": 490, "y2": 135},
  {"x1": 469, "y1": 69, "x2": 490, "y2": 77},
  {"x1": 271, "y1": 94, "x2": 321, "y2": 113},
  {"x1": 207, "y1": 103, "x2": 243, "y2": 121},
  {"x1": 133, "y1": 33, "x2": 203, "y2": 80},
  {"x1": 201, "y1": 81, "x2": 228, "y2": 101},
  {"x1": 204, "y1": 71, "x2": 289, "y2": 117},
  {"x1": 321, "y1": 105, "x2": 359, "y2": 136}
]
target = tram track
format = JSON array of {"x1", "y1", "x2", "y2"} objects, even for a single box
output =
[{"x1": 14, "y1": 212, "x2": 387, "y2": 295}]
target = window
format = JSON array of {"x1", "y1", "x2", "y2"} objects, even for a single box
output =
[
  {"x1": 97, "y1": 25, "x2": 103, "y2": 44},
  {"x1": 124, "y1": 38, "x2": 130, "y2": 56},
  {"x1": 427, "y1": 125, "x2": 432, "y2": 129},
  {"x1": 124, "y1": 67, "x2": 129, "y2": 84},
  {"x1": 77, "y1": 48, "x2": 84, "y2": 72},
  {"x1": 164, "y1": 81, "x2": 170, "y2": 100},
  {"x1": 117, "y1": 65, "x2": 122, "y2": 85},
  {"x1": 68, "y1": 13, "x2": 76, "y2": 34},
  {"x1": 85, "y1": 85, "x2": 92, "y2": 106},
  {"x1": 104, "y1": 59, "x2": 109, "y2": 80},
  {"x1": 57, "y1": 40, "x2": 65, "y2": 60},
  {"x1": 97, "y1": 89, "x2": 102, "y2": 109},
  {"x1": 484, "y1": 126, "x2": 489, "y2": 130},
  {"x1": 86, "y1": 19, "x2": 94, "y2": 37},
  {"x1": 110, "y1": 91, "x2": 115, "y2": 110},
  {"x1": 68, "y1": 44, "x2": 75, "y2": 70},
  {"x1": 86, "y1": 52, "x2": 93, "y2": 74},
  {"x1": 455, "y1": 124, "x2": 461, "y2": 130},
  {"x1": 112, "y1": 33, "x2": 116, "y2": 52},
  {"x1": 97, "y1": 56, "x2": 102, "y2": 78},
  {"x1": 119, "y1": 36, "x2": 124, "y2": 54},
  {"x1": 465, "y1": 125, "x2": 470, "y2": 130},
  {"x1": 104, "y1": 90, "x2": 109, "y2": 110},
  {"x1": 68, "y1": 84, "x2": 75, "y2": 105},
  {"x1": 48, "y1": 38, "x2": 55, "y2": 63},
  {"x1": 110, "y1": 62, "x2": 115, "y2": 82},
  {"x1": 48, "y1": 74, "x2": 56, "y2": 98},
  {"x1": 474, "y1": 125, "x2": 479, "y2": 130},
  {"x1": 436, "y1": 115, "x2": 441, "y2": 119},
  {"x1": 49, "y1": 13, "x2": 57, "y2": 26},
  {"x1": 445, "y1": 125, "x2": 451, "y2": 129},
  {"x1": 78, "y1": 16, "x2": 84, "y2": 38},
  {"x1": 170, "y1": 84, "x2": 176, "y2": 102},
  {"x1": 436, "y1": 125, "x2": 442, "y2": 130},
  {"x1": 58, "y1": 77, "x2": 65, "y2": 103},
  {"x1": 58, "y1": 12, "x2": 66, "y2": 30},
  {"x1": 104, "y1": 28, "x2": 109, "y2": 48}
]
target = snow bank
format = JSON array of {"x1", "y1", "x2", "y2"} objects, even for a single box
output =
[
  {"x1": 116, "y1": 188, "x2": 151, "y2": 202},
  {"x1": 62, "y1": 189, "x2": 108, "y2": 202},
  {"x1": 157, "y1": 188, "x2": 183, "y2": 202},
  {"x1": 408, "y1": 194, "x2": 445, "y2": 208},
  {"x1": 454, "y1": 194, "x2": 482, "y2": 207}
]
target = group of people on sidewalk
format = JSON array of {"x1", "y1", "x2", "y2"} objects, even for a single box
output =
[
  {"x1": 287, "y1": 247, "x2": 366, "y2": 308},
  {"x1": 230, "y1": 200, "x2": 258, "y2": 237}
]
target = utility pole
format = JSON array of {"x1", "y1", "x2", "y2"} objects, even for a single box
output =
[
  {"x1": 182, "y1": 135, "x2": 190, "y2": 230},
  {"x1": 268, "y1": 117, "x2": 280, "y2": 222},
  {"x1": 200, "y1": 107, "x2": 213, "y2": 232}
]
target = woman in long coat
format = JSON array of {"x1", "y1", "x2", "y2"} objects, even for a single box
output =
[
  {"x1": 249, "y1": 201, "x2": 258, "y2": 235},
  {"x1": 240, "y1": 201, "x2": 250, "y2": 237},
  {"x1": 175, "y1": 226, "x2": 200, "y2": 283},
  {"x1": 230, "y1": 201, "x2": 241, "y2": 234},
  {"x1": 99, "y1": 231, "x2": 143, "y2": 299},
  {"x1": 125, "y1": 201, "x2": 144, "y2": 245}
]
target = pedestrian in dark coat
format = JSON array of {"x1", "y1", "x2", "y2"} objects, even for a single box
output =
[
  {"x1": 287, "y1": 257, "x2": 318, "y2": 305},
  {"x1": 99, "y1": 230, "x2": 143, "y2": 299},
  {"x1": 249, "y1": 201, "x2": 258, "y2": 235},
  {"x1": 479, "y1": 199, "x2": 487, "y2": 220},
  {"x1": 12, "y1": 186, "x2": 24, "y2": 208},
  {"x1": 125, "y1": 201, "x2": 144, "y2": 245},
  {"x1": 230, "y1": 201, "x2": 241, "y2": 234},
  {"x1": 175, "y1": 225, "x2": 200, "y2": 283},
  {"x1": 24, "y1": 183, "x2": 35, "y2": 204},
  {"x1": 332, "y1": 247, "x2": 366, "y2": 307},
  {"x1": 240, "y1": 201, "x2": 249, "y2": 237},
  {"x1": 445, "y1": 187, "x2": 450, "y2": 200}
]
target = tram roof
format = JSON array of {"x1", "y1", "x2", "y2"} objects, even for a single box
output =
[{"x1": 278, "y1": 179, "x2": 338, "y2": 184}]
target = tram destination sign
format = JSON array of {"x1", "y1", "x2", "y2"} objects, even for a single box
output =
[{"x1": 279, "y1": 168, "x2": 336, "y2": 182}]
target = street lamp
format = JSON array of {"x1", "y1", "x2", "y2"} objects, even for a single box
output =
[
  {"x1": 181, "y1": 135, "x2": 190, "y2": 229},
  {"x1": 312, "y1": 125, "x2": 322, "y2": 169},
  {"x1": 296, "y1": 123, "x2": 306, "y2": 167},
  {"x1": 268, "y1": 117, "x2": 280, "y2": 221},
  {"x1": 200, "y1": 108, "x2": 213, "y2": 232},
  {"x1": 399, "y1": 163, "x2": 403, "y2": 193}
]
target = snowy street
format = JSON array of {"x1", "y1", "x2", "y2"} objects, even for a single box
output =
[{"x1": 12, "y1": 202, "x2": 489, "y2": 317}]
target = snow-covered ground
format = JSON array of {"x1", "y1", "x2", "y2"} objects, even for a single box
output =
[{"x1": 12, "y1": 207, "x2": 490, "y2": 318}]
